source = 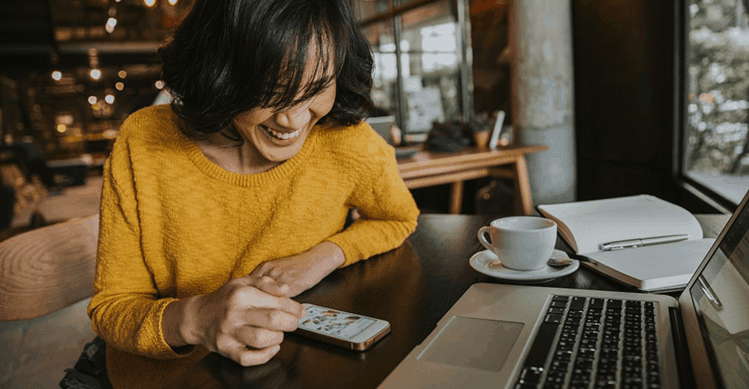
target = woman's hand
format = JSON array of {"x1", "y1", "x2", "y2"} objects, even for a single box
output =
[
  {"x1": 163, "y1": 275, "x2": 305, "y2": 366},
  {"x1": 250, "y1": 242, "x2": 345, "y2": 298}
]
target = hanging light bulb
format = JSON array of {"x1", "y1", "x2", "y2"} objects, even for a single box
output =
[
  {"x1": 106, "y1": 18, "x2": 117, "y2": 33},
  {"x1": 144, "y1": 0, "x2": 156, "y2": 7},
  {"x1": 50, "y1": 52, "x2": 61, "y2": 81},
  {"x1": 105, "y1": 94, "x2": 115, "y2": 104},
  {"x1": 168, "y1": 0, "x2": 178, "y2": 5},
  {"x1": 115, "y1": 82, "x2": 125, "y2": 91},
  {"x1": 88, "y1": 96, "x2": 98, "y2": 105},
  {"x1": 88, "y1": 49, "x2": 101, "y2": 80}
]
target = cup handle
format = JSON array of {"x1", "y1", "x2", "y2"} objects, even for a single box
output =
[{"x1": 477, "y1": 226, "x2": 493, "y2": 251}]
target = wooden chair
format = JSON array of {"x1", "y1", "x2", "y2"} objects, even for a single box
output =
[{"x1": 0, "y1": 214, "x2": 99, "y2": 321}]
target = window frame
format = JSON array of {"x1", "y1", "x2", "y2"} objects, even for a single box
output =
[
  {"x1": 358, "y1": 0, "x2": 473, "y2": 134},
  {"x1": 674, "y1": 0, "x2": 743, "y2": 214}
]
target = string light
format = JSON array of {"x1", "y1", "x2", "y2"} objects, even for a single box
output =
[
  {"x1": 155, "y1": 80, "x2": 164, "y2": 89},
  {"x1": 118, "y1": 70, "x2": 127, "y2": 79},
  {"x1": 168, "y1": 0, "x2": 178, "y2": 5},
  {"x1": 105, "y1": 94, "x2": 115, "y2": 104},
  {"x1": 88, "y1": 96, "x2": 98, "y2": 105},
  {"x1": 115, "y1": 82, "x2": 125, "y2": 91},
  {"x1": 106, "y1": 18, "x2": 117, "y2": 33},
  {"x1": 88, "y1": 49, "x2": 101, "y2": 80},
  {"x1": 51, "y1": 70, "x2": 62, "y2": 81},
  {"x1": 144, "y1": 0, "x2": 156, "y2": 7}
]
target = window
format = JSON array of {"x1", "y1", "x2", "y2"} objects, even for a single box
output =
[
  {"x1": 357, "y1": 0, "x2": 472, "y2": 136},
  {"x1": 683, "y1": 0, "x2": 749, "y2": 206}
]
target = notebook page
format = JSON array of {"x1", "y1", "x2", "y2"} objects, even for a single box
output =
[
  {"x1": 585, "y1": 238, "x2": 715, "y2": 291},
  {"x1": 539, "y1": 195, "x2": 703, "y2": 254}
]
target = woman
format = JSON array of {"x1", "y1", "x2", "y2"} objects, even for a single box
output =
[{"x1": 61, "y1": 1, "x2": 419, "y2": 388}]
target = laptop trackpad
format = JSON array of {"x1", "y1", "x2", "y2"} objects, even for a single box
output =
[{"x1": 417, "y1": 316, "x2": 525, "y2": 372}]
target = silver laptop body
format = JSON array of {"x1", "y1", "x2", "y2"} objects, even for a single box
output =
[{"x1": 381, "y1": 191, "x2": 749, "y2": 389}]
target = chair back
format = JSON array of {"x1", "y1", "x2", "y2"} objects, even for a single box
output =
[{"x1": 0, "y1": 214, "x2": 99, "y2": 321}]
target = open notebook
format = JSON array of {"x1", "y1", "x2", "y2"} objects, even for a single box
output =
[{"x1": 537, "y1": 195, "x2": 715, "y2": 292}]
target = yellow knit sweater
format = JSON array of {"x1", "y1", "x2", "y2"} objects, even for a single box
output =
[{"x1": 87, "y1": 105, "x2": 419, "y2": 389}]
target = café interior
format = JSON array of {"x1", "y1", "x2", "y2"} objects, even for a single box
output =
[{"x1": 1, "y1": 0, "x2": 747, "y2": 388}]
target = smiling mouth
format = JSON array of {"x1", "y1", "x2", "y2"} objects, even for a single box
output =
[{"x1": 260, "y1": 124, "x2": 301, "y2": 140}]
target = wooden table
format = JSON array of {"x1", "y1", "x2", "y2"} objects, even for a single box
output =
[
  {"x1": 397, "y1": 145, "x2": 548, "y2": 215},
  {"x1": 164, "y1": 213, "x2": 728, "y2": 389}
]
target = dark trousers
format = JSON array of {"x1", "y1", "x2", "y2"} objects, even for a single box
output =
[{"x1": 59, "y1": 337, "x2": 113, "y2": 389}]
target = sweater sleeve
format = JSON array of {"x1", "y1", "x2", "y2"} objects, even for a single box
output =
[
  {"x1": 325, "y1": 147, "x2": 419, "y2": 266},
  {"x1": 87, "y1": 128, "x2": 194, "y2": 360}
]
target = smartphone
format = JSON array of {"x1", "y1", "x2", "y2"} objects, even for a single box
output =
[{"x1": 295, "y1": 303, "x2": 391, "y2": 351}]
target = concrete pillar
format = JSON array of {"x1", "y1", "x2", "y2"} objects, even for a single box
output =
[{"x1": 510, "y1": 0, "x2": 576, "y2": 205}]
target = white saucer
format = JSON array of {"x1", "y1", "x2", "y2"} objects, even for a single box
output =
[{"x1": 469, "y1": 249, "x2": 579, "y2": 284}]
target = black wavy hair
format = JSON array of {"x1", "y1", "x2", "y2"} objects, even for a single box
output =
[{"x1": 158, "y1": 0, "x2": 374, "y2": 141}]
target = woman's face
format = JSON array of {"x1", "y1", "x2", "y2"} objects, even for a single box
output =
[{"x1": 232, "y1": 59, "x2": 336, "y2": 163}]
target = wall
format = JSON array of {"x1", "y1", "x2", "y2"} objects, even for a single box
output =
[{"x1": 572, "y1": 0, "x2": 685, "y2": 205}]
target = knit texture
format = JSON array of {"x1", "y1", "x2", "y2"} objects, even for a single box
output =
[{"x1": 87, "y1": 105, "x2": 419, "y2": 389}]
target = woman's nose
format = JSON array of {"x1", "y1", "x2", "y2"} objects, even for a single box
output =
[{"x1": 274, "y1": 104, "x2": 311, "y2": 130}]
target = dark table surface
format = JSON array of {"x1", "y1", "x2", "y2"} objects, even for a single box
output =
[{"x1": 164, "y1": 213, "x2": 728, "y2": 389}]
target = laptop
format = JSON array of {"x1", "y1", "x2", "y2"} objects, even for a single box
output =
[
  {"x1": 365, "y1": 116, "x2": 420, "y2": 159},
  {"x1": 380, "y1": 190, "x2": 749, "y2": 389}
]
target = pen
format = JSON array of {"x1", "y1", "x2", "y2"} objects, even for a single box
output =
[{"x1": 600, "y1": 234, "x2": 689, "y2": 251}]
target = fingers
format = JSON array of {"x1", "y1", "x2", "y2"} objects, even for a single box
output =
[
  {"x1": 249, "y1": 262, "x2": 271, "y2": 277},
  {"x1": 221, "y1": 337, "x2": 282, "y2": 367},
  {"x1": 236, "y1": 276, "x2": 304, "y2": 316},
  {"x1": 254, "y1": 275, "x2": 291, "y2": 297},
  {"x1": 243, "y1": 307, "x2": 301, "y2": 332},
  {"x1": 235, "y1": 324, "x2": 285, "y2": 349}
]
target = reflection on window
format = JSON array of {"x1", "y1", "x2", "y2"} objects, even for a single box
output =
[
  {"x1": 359, "y1": 0, "x2": 468, "y2": 136},
  {"x1": 400, "y1": 0, "x2": 460, "y2": 133},
  {"x1": 684, "y1": 0, "x2": 749, "y2": 204},
  {"x1": 375, "y1": 41, "x2": 411, "y2": 80},
  {"x1": 420, "y1": 22, "x2": 458, "y2": 72}
]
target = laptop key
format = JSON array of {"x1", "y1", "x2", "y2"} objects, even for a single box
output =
[
  {"x1": 522, "y1": 322, "x2": 560, "y2": 369},
  {"x1": 518, "y1": 367, "x2": 542, "y2": 384},
  {"x1": 607, "y1": 299, "x2": 623, "y2": 308},
  {"x1": 548, "y1": 307, "x2": 565, "y2": 315},
  {"x1": 570, "y1": 296, "x2": 586, "y2": 310},
  {"x1": 550, "y1": 300, "x2": 568, "y2": 308}
]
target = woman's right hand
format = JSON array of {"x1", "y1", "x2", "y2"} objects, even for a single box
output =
[{"x1": 165, "y1": 276, "x2": 305, "y2": 366}]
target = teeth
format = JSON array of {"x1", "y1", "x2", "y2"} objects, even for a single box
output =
[{"x1": 262, "y1": 125, "x2": 301, "y2": 140}]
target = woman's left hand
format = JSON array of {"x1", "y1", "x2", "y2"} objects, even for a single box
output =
[{"x1": 250, "y1": 242, "x2": 345, "y2": 298}]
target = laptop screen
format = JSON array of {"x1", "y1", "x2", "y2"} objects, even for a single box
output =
[
  {"x1": 689, "y1": 193, "x2": 749, "y2": 389},
  {"x1": 365, "y1": 116, "x2": 397, "y2": 146}
]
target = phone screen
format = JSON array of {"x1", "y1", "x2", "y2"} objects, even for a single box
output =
[{"x1": 299, "y1": 305, "x2": 377, "y2": 340}]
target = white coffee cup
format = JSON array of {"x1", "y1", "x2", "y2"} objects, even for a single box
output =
[{"x1": 477, "y1": 216, "x2": 557, "y2": 271}]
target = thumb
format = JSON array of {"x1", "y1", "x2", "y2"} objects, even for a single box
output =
[
  {"x1": 235, "y1": 276, "x2": 304, "y2": 317},
  {"x1": 239, "y1": 275, "x2": 290, "y2": 297}
]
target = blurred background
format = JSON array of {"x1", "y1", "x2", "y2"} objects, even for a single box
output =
[
  {"x1": 1, "y1": 0, "x2": 749, "y2": 230},
  {"x1": 1, "y1": 0, "x2": 188, "y2": 163}
]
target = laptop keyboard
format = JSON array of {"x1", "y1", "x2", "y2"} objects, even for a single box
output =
[{"x1": 513, "y1": 295, "x2": 661, "y2": 389}]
